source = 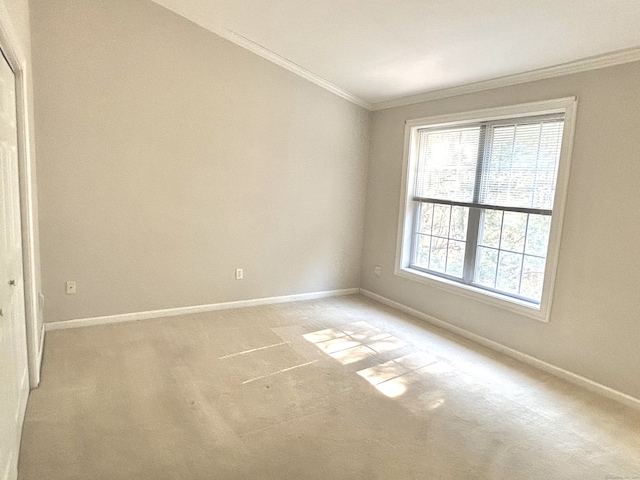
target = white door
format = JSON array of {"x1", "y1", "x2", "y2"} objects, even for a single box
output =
[{"x1": 0, "y1": 50, "x2": 29, "y2": 480}]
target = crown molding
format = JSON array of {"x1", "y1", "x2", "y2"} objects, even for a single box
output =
[
  {"x1": 149, "y1": 5, "x2": 640, "y2": 113},
  {"x1": 372, "y1": 47, "x2": 640, "y2": 111},
  {"x1": 212, "y1": 27, "x2": 373, "y2": 110},
  {"x1": 152, "y1": 2, "x2": 372, "y2": 110}
]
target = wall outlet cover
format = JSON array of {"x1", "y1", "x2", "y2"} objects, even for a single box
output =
[{"x1": 65, "y1": 281, "x2": 77, "y2": 294}]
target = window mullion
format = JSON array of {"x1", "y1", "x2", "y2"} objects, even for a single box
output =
[
  {"x1": 409, "y1": 201, "x2": 421, "y2": 266},
  {"x1": 463, "y1": 209, "x2": 481, "y2": 283},
  {"x1": 462, "y1": 125, "x2": 489, "y2": 284}
]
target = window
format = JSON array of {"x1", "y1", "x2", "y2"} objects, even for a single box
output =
[{"x1": 396, "y1": 98, "x2": 577, "y2": 321}]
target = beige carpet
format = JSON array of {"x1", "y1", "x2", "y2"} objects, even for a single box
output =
[{"x1": 18, "y1": 295, "x2": 640, "y2": 479}]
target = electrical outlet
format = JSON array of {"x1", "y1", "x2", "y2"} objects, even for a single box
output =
[
  {"x1": 235, "y1": 268, "x2": 244, "y2": 280},
  {"x1": 66, "y1": 281, "x2": 77, "y2": 294},
  {"x1": 374, "y1": 265, "x2": 382, "y2": 277}
]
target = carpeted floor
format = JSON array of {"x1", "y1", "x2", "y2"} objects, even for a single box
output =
[{"x1": 18, "y1": 294, "x2": 640, "y2": 479}]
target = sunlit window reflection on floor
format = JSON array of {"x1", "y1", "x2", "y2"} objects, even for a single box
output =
[
  {"x1": 302, "y1": 328, "x2": 346, "y2": 343},
  {"x1": 368, "y1": 332, "x2": 391, "y2": 341},
  {"x1": 338, "y1": 321, "x2": 380, "y2": 336},
  {"x1": 357, "y1": 360, "x2": 409, "y2": 385},
  {"x1": 303, "y1": 322, "x2": 406, "y2": 358},
  {"x1": 356, "y1": 353, "x2": 442, "y2": 399},
  {"x1": 375, "y1": 376, "x2": 408, "y2": 398},
  {"x1": 330, "y1": 345, "x2": 377, "y2": 365},
  {"x1": 303, "y1": 322, "x2": 446, "y2": 402},
  {"x1": 314, "y1": 336, "x2": 361, "y2": 354}
]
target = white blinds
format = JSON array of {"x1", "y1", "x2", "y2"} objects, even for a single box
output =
[
  {"x1": 415, "y1": 126, "x2": 480, "y2": 202},
  {"x1": 414, "y1": 116, "x2": 564, "y2": 212},
  {"x1": 480, "y1": 119, "x2": 563, "y2": 210}
]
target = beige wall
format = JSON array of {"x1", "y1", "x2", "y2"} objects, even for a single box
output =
[
  {"x1": 1, "y1": 0, "x2": 44, "y2": 377},
  {"x1": 31, "y1": 0, "x2": 370, "y2": 322},
  {"x1": 361, "y1": 61, "x2": 640, "y2": 400},
  {"x1": 3, "y1": 0, "x2": 30, "y2": 46}
]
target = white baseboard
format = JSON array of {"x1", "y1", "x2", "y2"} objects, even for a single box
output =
[
  {"x1": 360, "y1": 289, "x2": 640, "y2": 411},
  {"x1": 44, "y1": 288, "x2": 360, "y2": 332}
]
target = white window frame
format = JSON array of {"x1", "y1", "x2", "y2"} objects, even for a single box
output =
[{"x1": 395, "y1": 97, "x2": 578, "y2": 322}]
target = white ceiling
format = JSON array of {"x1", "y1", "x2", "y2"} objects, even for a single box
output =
[{"x1": 152, "y1": 0, "x2": 640, "y2": 108}]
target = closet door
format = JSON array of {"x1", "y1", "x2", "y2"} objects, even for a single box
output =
[{"x1": 0, "y1": 49, "x2": 28, "y2": 480}]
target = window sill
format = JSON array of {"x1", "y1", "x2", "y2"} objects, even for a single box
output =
[{"x1": 394, "y1": 266, "x2": 549, "y2": 322}]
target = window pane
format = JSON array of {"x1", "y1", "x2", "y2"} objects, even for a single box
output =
[
  {"x1": 496, "y1": 251, "x2": 523, "y2": 294},
  {"x1": 450, "y1": 206, "x2": 469, "y2": 241},
  {"x1": 414, "y1": 234, "x2": 431, "y2": 268},
  {"x1": 521, "y1": 255, "x2": 546, "y2": 301},
  {"x1": 475, "y1": 247, "x2": 498, "y2": 288},
  {"x1": 525, "y1": 214, "x2": 551, "y2": 257},
  {"x1": 478, "y1": 210, "x2": 502, "y2": 248},
  {"x1": 412, "y1": 203, "x2": 467, "y2": 279},
  {"x1": 476, "y1": 209, "x2": 547, "y2": 300},
  {"x1": 432, "y1": 204, "x2": 450, "y2": 237},
  {"x1": 418, "y1": 203, "x2": 434, "y2": 234},
  {"x1": 446, "y1": 240, "x2": 465, "y2": 278},
  {"x1": 479, "y1": 120, "x2": 563, "y2": 210},
  {"x1": 429, "y1": 237, "x2": 448, "y2": 273},
  {"x1": 415, "y1": 127, "x2": 480, "y2": 202},
  {"x1": 500, "y1": 211, "x2": 527, "y2": 253}
]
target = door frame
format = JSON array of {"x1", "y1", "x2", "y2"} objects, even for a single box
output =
[{"x1": 0, "y1": 5, "x2": 43, "y2": 388}]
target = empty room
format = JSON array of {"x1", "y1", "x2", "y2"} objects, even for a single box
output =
[{"x1": 1, "y1": 0, "x2": 640, "y2": 478}]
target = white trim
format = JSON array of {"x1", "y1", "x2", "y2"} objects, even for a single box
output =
[
  {"x1": 360, "y1": 289, "x2": 640, "y2": 411},
  {"x1": 543, "y1": 98, "x2": 578, "y2": 320},
  {"x1": 17, "y1": 367, "x2": 28, "y2": 427},
  {"x1": 402, "y1": 97, "x2": 577, "y2": 129},
  {"x1": 372, "y1": 47, "x2": 640, "y2": 111},
  {"x1": 394, "y1": 97, "x2": 577, "y2": 322},
  {"x1": 395, "y1": 268, "x2": 544, "y2": 321},
  {"x1": 44, "y1": 288, "x2": 360, "y2": 331},
  {"x1": 151, "y1": 2, "x2": 371, "y2": 110},
  {"x1": 32, "y1": 326, "x2": 45, "y2": 387},
  {"x1": 13, "y1": 370, "x2": 29, "y2": 478},
  {"x1": 0, "y1": 3, "x2": 41, "y2": 391},
  {"x1": 3, "y1": 369, "x2": 29, "y2": 480}
]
